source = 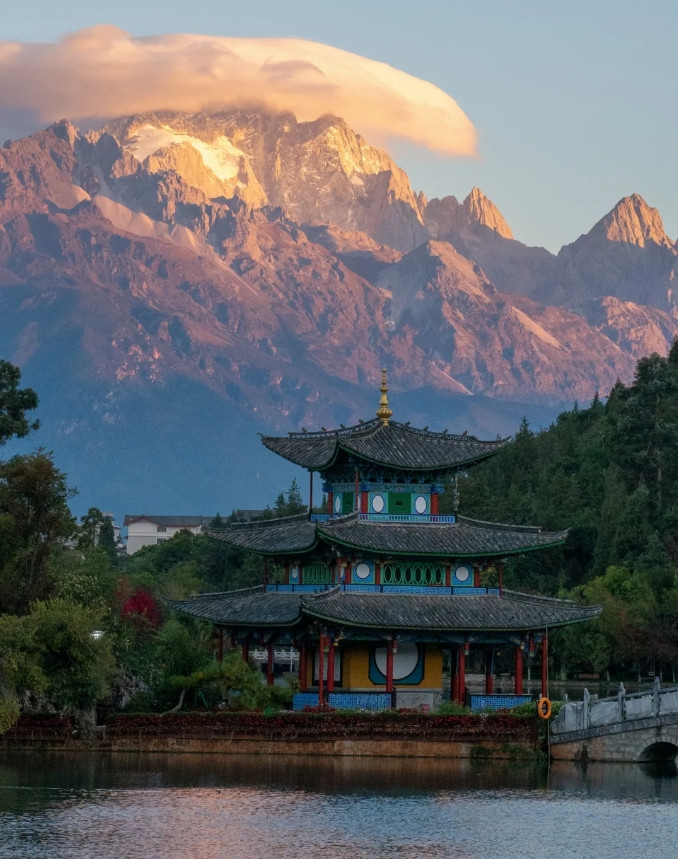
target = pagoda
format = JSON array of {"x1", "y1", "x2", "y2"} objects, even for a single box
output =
[{"x1": 173, "y1": 371, "x2": 600, "y2": 711}]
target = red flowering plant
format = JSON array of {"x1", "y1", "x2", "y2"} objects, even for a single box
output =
[{"x1": 116, "y1": 578, "x2": 162, "y2": 633}]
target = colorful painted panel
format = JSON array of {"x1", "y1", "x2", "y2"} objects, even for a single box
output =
[
  {"x1": 381, "y1": 563, "x2": 445, "y2": 587},
  {"x1": 302, "y1": 563, "x2": 333, "y2": 585},
  {"x1": 351, "y1": 560, "x2": 375, "y2": 585},
  {"x1": 453, "y1": 563, "x2": 474, "y2": 586},
  {"x1": 387, "y1": 492, "x2": 412, "y2": 515},
  {"x1": 470, "y1": 694, "x2": 533, "y2": 712},
  {"x1": 368, "y1": 642, "x2": 425, "y2": 685},
  {"x1": 327, "y1": 693, "x2": 391, "y2": 710}
]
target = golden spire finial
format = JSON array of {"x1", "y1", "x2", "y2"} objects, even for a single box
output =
[{"x1": 376, "y1": 367, "x2": 393, "y2": 425}]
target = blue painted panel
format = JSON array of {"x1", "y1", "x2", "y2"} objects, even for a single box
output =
[
  {"x1": 328, "y1": 693, "x2": 391, "y2": 711},
  {"x1": 470, "y1": 694, "x2": 533, "y2": 712},
  {"x1": 452, "y1": 587, "x2": 488, "y2": 595},
  {"x1": 292, "y1": 693, "x2": 321, "y2": 710},
  {"x1": 344, "y1": 584, "x2": 382, "y2": 593},
  {"x1": 266, "y1": 584, "x2": 329, "y2": 593},
  {"x1": 382, "y1": 585, "x2": 451, "y2": 595},
  {"x1": 352, "y1": 559, "x2": 375, "y2": 585}
]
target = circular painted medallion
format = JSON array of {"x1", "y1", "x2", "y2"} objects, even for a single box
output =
[
  {"x1": 355, "y1": 562, "x2": 371, "y2": 579},
  {"x1": 371, "y1": 494, "x2": 385, "y2": 513},
  {"x1": 375, "y1": 641, "x2": 419, "y2": 680},
  {"x1": 334, "y1": 495, "x2": 342, "y2": 514},
  {"x1": 414, "y1": 495, "x2": 428, "y2": 514},
  {"x1": 454, "y1": 565, "x2": 472, "y2": 583},
  {"x1": 290, "y1": 566, "x2": 299, "y2": 580}
]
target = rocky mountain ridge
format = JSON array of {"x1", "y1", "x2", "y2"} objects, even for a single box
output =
[{"x1": 0, "y1": 109, "x2": 676, "y2": 513}]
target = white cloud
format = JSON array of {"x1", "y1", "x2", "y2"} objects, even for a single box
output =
[{"x1": 0, "y1": 26, "x2": 477, "y2": 157}]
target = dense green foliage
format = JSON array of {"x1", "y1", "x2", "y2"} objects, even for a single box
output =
[
  {"x1": 447, "y1": 344, "x2": 678, "y2": 680},
  {"x1": 0, "y1": 364, "x2": 304, "y2": 732}
]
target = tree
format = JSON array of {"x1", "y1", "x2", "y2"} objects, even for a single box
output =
[
  {"x1": 0, "y1": 360, "x2": 39, "y2": 447},
  {"x1": 28, "y1": 598, "x2": 116, "y2": 712},
  {"x1": 0, "y1": 450, "x2": 76, "y2": 613}
]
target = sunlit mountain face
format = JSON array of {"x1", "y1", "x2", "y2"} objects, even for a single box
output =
[{"x1": 0, "y1": 110, "x2": 676, "y2": 514}]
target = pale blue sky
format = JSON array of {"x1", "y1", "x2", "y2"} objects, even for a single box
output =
[{"x1": 3, "y1": 1, "x2": 676, "y2": 251}]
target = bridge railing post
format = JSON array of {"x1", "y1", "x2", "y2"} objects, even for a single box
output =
[
  {"x1": 618, "y1": 682, "x2": 625, "y2": 722},
  {"x1": 653, "y1": 676, "x2": 661, "y2": 717},
  {"x1": 583, "y1": 688, "x2": 590, "y2": 730}
]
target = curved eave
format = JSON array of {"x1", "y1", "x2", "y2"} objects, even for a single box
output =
[
  {"x1": 260, "y1": 434, "x2": 338, "y2": 470},
  {"x1": 317, "y1": 533, "x2": 567, "y2": 559},
  {"x1": 302, "y1": 592, "x2": 602, "y2": 633},
  {"x1": 169, "y1": 591, "x2": 303, "y2": 628},
  {"x1": 260, "y1": 420, "x2": 510, "y2": 473},
  {"x1": 316, "y1": 517, "x2": 569, "y2": 559},
  {"x1": 205, "y1": 515, "x2": 318, "y2": 557},
  {"x1": 333, "y1": 441, "x2": 506, "y2": 473}
]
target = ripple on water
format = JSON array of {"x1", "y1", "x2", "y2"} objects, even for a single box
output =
[{"x1": 2, "y1": 754, "x2": 678, "y2": 858}]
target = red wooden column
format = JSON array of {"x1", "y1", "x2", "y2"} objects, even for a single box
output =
[
  {"x1": 241, "y1": 637, "x2": 249, "y2": 663},
  {"x1": 317, "y1": 631, "x2": 325, "y2": 706},
  {"x1": 430, "y1": 491, "x2": 439, "y2": 515},
  {"x1": 485, "y1": 650, "x2": 493, "y2": 694},
  {"x1": 541, "y1": 633, "x2": 549, "y2": 699},
  {"x1": 217, "y1": 628, "x2": 224, "y2": 663},
  {"x1": 327, "y1": 636, "x2": 336, "y2": 695},
  {"x1": 299, "y1": 640, "x2": 308, "y2": 691},
  {"x1": 386, "y1": 638, "x2": 395, "y2": 707},
  {"x1": 515, "y1": 645, "x2": 524, "y2": 694},
  {"x1": 457, "y1": 645, "x2": 466, "y2": 705}
]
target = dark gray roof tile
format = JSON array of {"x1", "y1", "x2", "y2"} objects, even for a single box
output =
[
  {"x1": 302, "y1": 588, "x2": 601, "y2": 632},
  {"x1": 317, "y1": 514, "x2": 567, "y2": 558},
  {"x1": 206, "y1": 514, "x2": 317, "y2": 555},
  {"x1": 261, "y1": 419, "x2": 507, "y2": 472}
]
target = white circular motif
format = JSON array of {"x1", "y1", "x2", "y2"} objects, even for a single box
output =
[
  {"x1": 374, "y1": 642, "x2": 419, "y2": 680},
  {"x1": 334, "y1": 496, "x2": 342, "y2": 513},
  {"x1": 290, "y1": 566, "x2": 299, "y2": 580},
  {"x1": 355, "y1": 562, "x2": 371, "y2": 580},
  {"x1": 371, "y1": 494, "x2": 385, "y2": 513},
  {"x1": 455, "y1": 565, "x2": 471, "y2": 583},
  {"x1": 414, "y1": 495, "x2": 428, "y2": 514}
]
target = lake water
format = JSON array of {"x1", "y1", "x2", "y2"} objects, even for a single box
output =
[{"x1": 2, "y1": 751, "x2": 678, "y2": 858}]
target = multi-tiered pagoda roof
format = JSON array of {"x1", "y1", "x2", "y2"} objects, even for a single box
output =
[{"x1": 171, "y1": 371, "x2": 600, "y2": 712}]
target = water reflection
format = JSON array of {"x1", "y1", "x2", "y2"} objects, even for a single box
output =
[{"x1": 3, "y1": 752, "x2": 678, "y2": 859}]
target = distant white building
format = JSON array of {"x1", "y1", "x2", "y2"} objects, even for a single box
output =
[{"x1": 123, "y1": 515, "x2": 207, "y2": 555}]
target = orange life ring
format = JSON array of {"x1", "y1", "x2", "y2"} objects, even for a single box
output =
[{"x1": 537, "y1": 697, "x2": 552, "y2": 720}]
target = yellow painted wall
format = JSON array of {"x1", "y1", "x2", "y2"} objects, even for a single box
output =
[{"x1": 341, "y1": 643, "x2": 443, "y2": 689}]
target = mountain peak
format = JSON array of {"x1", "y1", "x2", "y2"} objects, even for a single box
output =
[
  {"x1": 462, "y1": 188, "x2": 513, "y2": 239},
  {"x1": 598, "y1": 194, "x2": 671, "y2": 248}
]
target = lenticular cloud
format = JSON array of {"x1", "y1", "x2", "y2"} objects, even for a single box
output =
[{"x1": 0, "y1": 26, "x2": 476, "y2": 157}]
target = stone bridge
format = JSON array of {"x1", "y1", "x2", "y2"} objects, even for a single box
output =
[{"x1": 550, "y1": 679, "x2": 678, "y2": 762}]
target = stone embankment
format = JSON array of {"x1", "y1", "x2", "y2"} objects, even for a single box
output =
[{"x1": 1, "y1": 711, "x2": 539, "y2": 760}]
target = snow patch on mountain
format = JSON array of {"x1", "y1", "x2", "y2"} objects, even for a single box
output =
[{"x1": 127, "y1": 123, "x2": 246, "y2": 182}]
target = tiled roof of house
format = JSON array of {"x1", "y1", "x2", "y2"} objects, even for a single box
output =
[
  {"x1": 123, "y1": 514, "x2": 206, "y2": 527},
  {"x1": 261, "y1": 418, "x2": 508, "y2": 472},
  {"x1": 316, "y1": 513, "x2": 568, "y2": 558}
]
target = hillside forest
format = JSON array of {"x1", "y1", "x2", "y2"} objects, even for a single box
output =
[{"x1": 2, "y1": 346, "x2": 678, "y2": 729}]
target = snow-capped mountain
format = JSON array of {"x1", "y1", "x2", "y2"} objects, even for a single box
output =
[{"x1": 0, "y1": 109, "x2": 676, "y2": 513}]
